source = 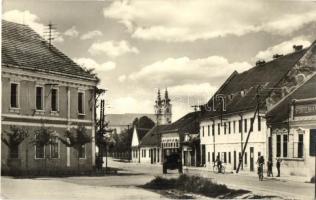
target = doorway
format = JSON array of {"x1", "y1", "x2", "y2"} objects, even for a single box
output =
[
  {"x1": 250, "y1": 147, "x2": 254, "y2": 171},
  {"x1": 233, "y1": 151, "x2": 236, "y2": 170}
]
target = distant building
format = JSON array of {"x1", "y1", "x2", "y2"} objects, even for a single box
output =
[
  {"x1": 137, "y1": 89, "x2": 173, "y2": 164},
  {"x1": 106, "y1": 113, "x2": 156, "y2": 134},
  {"x1": 1, "y1": 21, "x2": 98, "y2": 173},
  {"x1": 154, "y1": 89, "x2": 172, "y2": 125}
]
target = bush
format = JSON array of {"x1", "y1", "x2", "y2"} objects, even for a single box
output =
[
  {"x1": 143, "y1": 176, "x2": 176, "y2": 190},
  {"x1": 311, "y1": 176, "x2": 315, "y2": 183},
  {"x1": 143, "y1": 174, "x2": 247, "y2": 198}
]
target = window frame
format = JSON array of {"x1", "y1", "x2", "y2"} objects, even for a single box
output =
[
  {"x1": 34, "y1": 134, "x2": 45, "y2": 159},
  {"x1": 50, "y1": 136, "x2": 60, "y2": 159},
  {"x1": 298, "y1": 134, "x2": 304, "y2": 158},
  {"x1": 35, "y1": 85, "x2": 45, "y2": 111},
  {"x1": 77, "y1": 90, "x2": 85, "y2": 115},
  {"x1": 79, "y1": 144, "x2": 86, "y2": 159},
  {"x1": 51, "y1": 87, "x2": 59, "y2": 112},
  {"x1": 10, "y1": 82, "x2": 20, "y2": 109},
  {"x1": 276, "y1": 135, "x2": 281, "y2": 157}
]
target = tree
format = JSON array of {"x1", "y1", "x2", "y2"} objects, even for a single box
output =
[
  {"x1": 59, "y1": 125, "x2": 92, "y2": 170},
  {"x1": 1, "y1": 126, "x2": 29, "y2": 159}
]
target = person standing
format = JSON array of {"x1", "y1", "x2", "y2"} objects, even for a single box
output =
[{"x1": 276, "y1": 159, "x2": 281, "y2": 177}]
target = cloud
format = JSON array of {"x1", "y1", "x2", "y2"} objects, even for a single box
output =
[
  {"x1": 129, "y1": 56, "x2": 251, "y2": 87},
  {"x1": 118, "y1": 75, "x2": 127, "y2": 82},
  {"x1": 88, "y1": 40, "x2": 139, "y2": 57},
  {"x1": 255, "y1": 37, "x2": 311, "y2": 61},
  {"x1": 110, "y1": 96, "x2": 153, "y2": 114},
  {"x1": 104, "y1": 0, "x2": 316, "y2": 42},
  {"x1": 74, "y1": 57, "x2": 116, "y2": 72},
  {"x1": 64, "y1": 26, "x2": 79, "y2": 37},
  {"x1": 3, "y1": 9, "x2": 64, "y2": 43},
  {"x1": 80, "y1": 30, "x2": 103, "y2": 40}
]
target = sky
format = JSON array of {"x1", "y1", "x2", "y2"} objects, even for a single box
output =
[{"x1": 2, "y1": 0, "x2": 316, "y2": 121}]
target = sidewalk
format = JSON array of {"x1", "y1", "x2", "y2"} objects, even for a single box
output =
[{"x1": 184, "y1": 166, "x2": 311, "y2": 183}]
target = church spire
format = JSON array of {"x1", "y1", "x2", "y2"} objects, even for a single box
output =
[
  {"x1": 165, "y1": 88, "x2": 170, "y2": 104},
  {"x1": 156, "y1": 88, "x2": 162, "y2": 105}
]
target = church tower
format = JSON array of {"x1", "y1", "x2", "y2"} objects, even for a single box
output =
[{"x1": 154, "y1": 89, "x2": 172, "y2": 125}]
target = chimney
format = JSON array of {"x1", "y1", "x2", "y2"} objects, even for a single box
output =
[
  {"x1": 273, "y1": 54, "x2": 283, "y2": 59},
  {"x1": 293, "y1": 45, "x2": 303, "y2": 52},
  {"x1": 256, "y1": 60, "x2": 266, "y2": 66}
]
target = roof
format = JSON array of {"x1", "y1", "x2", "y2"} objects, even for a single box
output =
[
  {"x1": 139, "y1": 112, "x2": 200, "y2": 147},
  {"x1": 266, "y1": 74, "x2": 316, "y2": 124},
  {"x1": 106, "y1": 113, "x2": 156, "y2": 126},
  {"x1": 2, "y1": 20, "x2": 96, "y2": 81},
  {"x1": 201, "y1": 47, "x2": 308, "y2": 120}
]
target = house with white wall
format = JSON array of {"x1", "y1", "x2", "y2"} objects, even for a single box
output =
[{"x1": 199, "y1": 43, "x2": 315, "y2": 173}]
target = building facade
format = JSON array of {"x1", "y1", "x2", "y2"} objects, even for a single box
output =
[
  {"x1": 199, "y1": 42, "x2": 315, "y2": 174},
  {"x1": 266, "y1": 44, "x2": 316, "y2": 179},
  {"x1": 1, "y1": 21, "x2": 98, "y2": 173}
]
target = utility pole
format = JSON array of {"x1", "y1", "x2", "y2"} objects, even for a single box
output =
[{"x1": 236, "y1": 85, "x2": 261, "y2": 173}]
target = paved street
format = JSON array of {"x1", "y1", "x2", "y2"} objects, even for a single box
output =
[
  {"x1": 1, "y1": 158, "x2": 314, "y2": 200},
  {"x1": 109, "y1": 158, "x2": 315, "y2": 199}
]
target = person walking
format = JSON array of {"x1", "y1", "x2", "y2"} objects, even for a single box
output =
[
  {"x1": 267, "y1": 159, "x2": 273, "y2": 177},
  {"x1": 215, "y1": 155, "x2": 222, "y2": 173},
  {"x1": 276, "y1": 159, "x2": 281, "y2": 177}
]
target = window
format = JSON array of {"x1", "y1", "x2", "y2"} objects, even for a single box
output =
[
  {"x1": 228, "y1": 122, "x2": 231, "y2": 134},
  {"x1": 10, "y1": 83, "x2": 19, "y2": 108},
  {"x1": 298, "y1": 134, "x2": 304, "y2": 158},
  {"x1": 208, "y1": 152, "x2": 210, "y2": 162},
  {"x1": 202, "y1": 126, "x2": 204, "y2": 137},
  {"x1": 51, "y1": 88, "x2": 58, "y2": 112},
  {"x1": 223, "y1": 152, "x2": 227, "y2": 163},
  {"x1": 35, "y1": 135, "x2": 45, "y2": 159},
  {"x1": 10, "y1": 145, "x2": 19, "y2": 158},
  {"x1": 212, "y1": 124, "x2": 215, "y2": 136},
  {"x1": 233, "y1": 121, "x2": 236, "y2": 133},
  {"x1": 50, "y1": 136, "x2": 59, "y2": 158},
  {"x1": 244, "y1": 152, "x2": 247, "y2": 165},
  {"x1": 36, "y1": 86, "x2": 44, "y2": 110},
  {"x1": 157, "y1": 149, "x2": 159, "y2": 162},
  {"x1": 144, "y1": 149, "x2": 147, "y2": 157},
  {"x1": 212, "y1": 152, "x2": 215, "y2": 162},
  {"x1": 310, "y1": 129, "x2": 316, "y2": 156},
  {"x1": 276, "y1": 135, "x2": 281, "y2": 157},
  {"x1": 218, "y1": 123, "x2": 221, "y2": 135},
  {"x1": 79, "y1": 144, "x2": 86, "y2": 158},
  {"x1": 78, "y1": 91, "x2": 85, "y2": 114},
  {"x1": 244, "y1": 119, "x2": 248, "y2": 133},
  {"x1": 283, "y1": 135, "x2": 288, "y2": 157},
  {"x1": 208, "y1": 125, "x2": 210, "y2": 136},
  {"x1": 228, "y1": 152, "x2": 231, "y2": 163},
  {"x1": 224, "y1": 123, "x2": 227, "y2": 134},
  {"x1": 258, "y1": 116, "x2": 261, "y2": 131},
  {"x1": 239, "y1": 120, "x2": 242, "y2": 133}
]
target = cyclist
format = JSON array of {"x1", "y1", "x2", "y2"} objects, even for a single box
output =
[{"x1": 215, "y1": 155, "x2": 222, "y2": 173}]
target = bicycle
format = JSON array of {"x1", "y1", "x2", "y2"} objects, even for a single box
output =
[{"x1": 213, "y1": 164, "x2": 226, "y2": 174}]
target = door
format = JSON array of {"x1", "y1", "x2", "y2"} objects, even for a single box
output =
[
  {"x1": 233, "y1": 151, "x2": 236, "y2": 170},
  {"x1": 202, "y1": 145, "x2": 206, "y2": 165},
  {"x1": 150, "y1": 149, "x2": 153, "y2": 164},
  {"x1": 250, "y1": 147, "x2": 254, "y2": 171},
  {"x1": 268, "y1": 136, "x2": 272, "y2": 160}
]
